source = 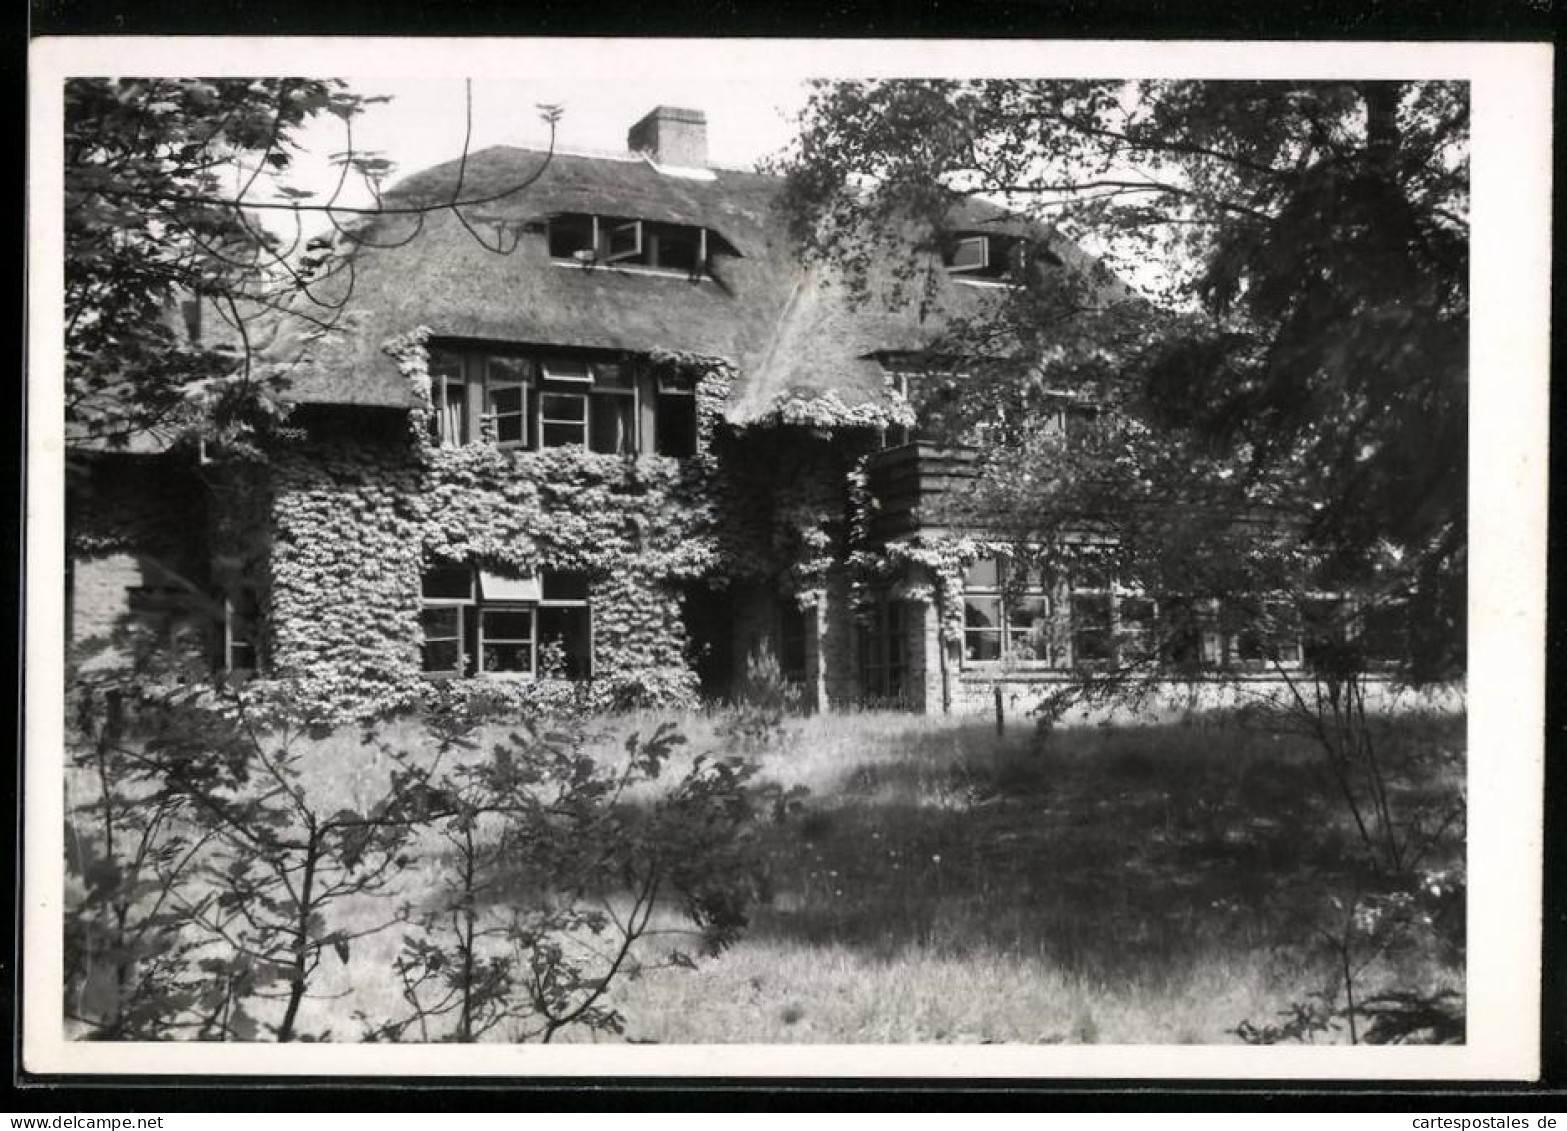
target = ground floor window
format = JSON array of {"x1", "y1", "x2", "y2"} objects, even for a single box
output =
[
  {"x1": 223, "y1": 586, "x2": 263, "y2": 673},
  {"x1": 777, "y1": 599, "x2": 810, "y2": 684},
  {"x1": 859, "y1": 596, "x2": 910, "y2": 705},
  {"x1": 957, "y1": 553, "x2": 1324, "y2": 672},
  {"x1": 420, "y1": 563, "x2": 592, "y2": 679},
  {"x1": 961, "y1": 555, "x2": 1055, "y2": 665}
]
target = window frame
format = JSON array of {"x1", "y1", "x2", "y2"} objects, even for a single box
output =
[
  {"x1": 223, "y1": 587, "x2": 263, "y2": 674},
  {"x1": 419, "y1": 564, "x2": 593, "y2": 681},
  {"x1": 858, "y1": 595, "x2": 910, "y2": 705},
  {"x1": 960, "y1": 555, "x2": 1058, "y2": 668}
]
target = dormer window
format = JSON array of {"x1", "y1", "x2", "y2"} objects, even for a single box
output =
[
  {"x1": 546, "y1": 212, "x2": 737, "y2": 276},
  {"x1": 943, "y1": 233, "x2": 1059, "y2": 281}
]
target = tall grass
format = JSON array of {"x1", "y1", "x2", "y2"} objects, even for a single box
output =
[{"x1": 290, "y1": 706, "x2": 1464, "y2": 1044}]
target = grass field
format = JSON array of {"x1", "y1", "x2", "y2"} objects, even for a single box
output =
[{"x1": 289, "y1": 706, "x2": 1465, "y2": 1045}]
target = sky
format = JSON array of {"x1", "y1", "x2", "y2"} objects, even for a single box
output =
[{"x1": 280, "y1": 76, "x2": 815, "y2": 214}]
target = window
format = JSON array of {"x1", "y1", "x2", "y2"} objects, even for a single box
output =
[
  {"x1": 590, "y1": 363, "x2": 638, "y2": 456},
  {"x1": 547, "y1": 212, "x2": 735, "y2": 275},
  {"x1": 224, "y1": 587, "x2": 263, "y2": 673},
  {"x1": 546, "y1": 213, "x2": 598, "y2": 260},
  {"x1": 419, "y1": 564, "x2": 592, "y2": 679},
  {"x1": 880, "y1": 371, "x2": 913, "y2": 448},
  {"x1": 655, "y1": 370, "x2": 699, "y2": 457},
  {"x1": 428, "y1": 343, "x2": 703, "y2": 457},
  {"x1": 429, "y1": 350, "x2": 469, "y2": 448},
  {"x1": 539, "y1": 390, "x2": 588, "y2": 448},
  {"x1": 962, "y1": 556, "x2": 1055, "y2": 665},
  {"x1": 942, "y1": 233, "x2": 1053, "y2": 281},
  {"x1": 778, "y1": 599, "x2": 810, "y2": 683},
  {"x1": 1225, "y1": 598, "x2": 1304, "y2": 668},
  {"x1": 1116, "y1": 595, "x2": 1157, "y2": 664},
  {"x1": 1158, "y1": 596, "x2": 1220, "y2": 669},
  {"x1": 485, "y1": 356, "x2": 530, "y2": 446},
  {"x1": 538, "y1": 570, "x2": 592, "y2": 679},
  {"x1": 859, "y1": 597, "x2": 909, "y2": 704}
]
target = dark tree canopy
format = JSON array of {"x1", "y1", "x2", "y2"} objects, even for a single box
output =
[
  {"x1": 64, "y1": 78, "x2": 383, "y2": 447},
  {"x1": 774, "y1": 79, "x2": 1468, "y2": 683}
]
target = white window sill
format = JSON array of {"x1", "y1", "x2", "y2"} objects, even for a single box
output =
[{"x1": 551, "y1": 260, "x2": 712, "y2": 282}]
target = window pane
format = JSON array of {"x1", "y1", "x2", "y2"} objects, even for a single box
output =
[
  {"x1": 543, "y1": 570, "x2": 590, "y2": 601},
  {"x1": 490, "y1": 385, "x2": 524, "y2": 414},
  {"x1": 594, "y1": 363, "x2": 633, "y2": 390},
  {"x1": 655, "y1": 393, "x2": 698, "y2": 456},
  {"x1": 422, "y1": 567, "x2": 472, "y2": 601},
  {"x1": 541, "y1": 393, "x2": 587, "y2": 421},
  {"x1": 482, "y1": 608, "x2": 534, "y2": 641},
  {"x1": 421, "y1": 605, "x2": 461, "y2": 638},
  {"x1": 423, "y1": 639, "x2": 461, "y2": 673},
  {"x1": 494, "y1": 412, "x2": 527, "y2": 445},
  {"x1": 547, "y1": 213, "x2": 595, "y2": 259},
  {"x1": 543, "y1": 421, "x2": 586, "y2": 448},
  {"x1": 964, "y1": 631, "x2": 1002, "y2": 662},
  {"x1": 651, "y1": 224, "x2": 701, "y2": 271},
  {"x1": 964, "y1": 596, "x2": 1001, "y2": 630},
  {"x1": 542, "y1": 359, "x2": 593, "y2": 385},
  {"x1": 420, "y1": 606, "x2": 461, "y2": 673},
  {"x1": 481, "y1": 642, "x2": 533, "y2": 674},
  {"x1": 538, "y1": 606, "x2": 592, "y2": 679},
  {"x1": 1006, "y1": 596, "x2": 1051, "y2": 662},
  {"x1": 590, "y1": 393, "x2": 637, "y2": 454},
  {"x1": 1071, "y1": 593, "x2": 1113, "y2": 663},
  {"x1": 964, "y1": 595, "x2": 1003, "y2": 662},
  {"x1": 964, "y1": 556, "x2": 1000, "y2": 590}
]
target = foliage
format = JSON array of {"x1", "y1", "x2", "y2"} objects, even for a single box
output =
[
  {"x1": 248, "y1": 335, "x2": 726, "y2": 720},
  {"x1": 64, "y1": 79, "x2": 361, "y2": 446},
  {"x1": 64, "y1": 79, "x2": 567, "y2": 454},
  {"x1": 64, "y1": 651, "x2": 775, "y2": 1043},
  {"x1": 775, "y1": 78, "x2": 1468, "y2": 686},
  {"x1": 365, "y1": 716, "x2": 774, "y2": 1042}
]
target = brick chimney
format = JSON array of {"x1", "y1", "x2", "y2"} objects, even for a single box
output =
[{"x1": 628, "y1": 106, "x2": 708, "y2": 169}]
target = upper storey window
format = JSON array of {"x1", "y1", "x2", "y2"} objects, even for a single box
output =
[
  {"x1": 427, "y1": 345, "x2": 698, "y2": 458},
  {"x1": 942, "y1": 233, "x2": 1061, "y2": 282},
  {"x1": 546, "y1": 213, "x2": 738, "y2": 276}
]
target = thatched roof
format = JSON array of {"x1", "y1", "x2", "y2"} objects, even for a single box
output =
[{"x1": 277, "y1": 145, "x2": 1131, "y2": 422}]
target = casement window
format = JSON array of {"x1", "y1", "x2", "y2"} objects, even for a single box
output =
[
  {"x1": 962, "y1": 556, "x2": 1055, "y2": 665},
  {"x1": 942, "y1": 233, "x2": 1055, "y2": 281},
  {"x1": 430, "y1": 346, "x2": 659, "y2": 455},
  {"x1": 545, "y1": 212, "x2": 738, "y2": 276},
  {"x1": 420, "y1": 563, "x2": 592, "y2": 679},
  {"x1": 654, "y1": 370, "x2": 699, "y2": 457},
  {"x1": 858, "y1": 597, "x2": 909, "y2": 704},
  {"x1": 485, "y1": 356, "x2": 531, "y2": 446}
]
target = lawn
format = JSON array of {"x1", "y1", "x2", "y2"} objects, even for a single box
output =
[{"x1": 290, "y1": 705, "x2": 1466, "y2": 1045}]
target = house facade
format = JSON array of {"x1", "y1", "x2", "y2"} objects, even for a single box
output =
[{"x1": 66, "y1": 106, "x2": 1410, "y2": 723}]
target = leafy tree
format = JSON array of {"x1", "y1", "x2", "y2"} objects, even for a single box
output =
[
  {"x1": 778, "y1": 81, "x2": 1468, "y2": 1040},
  {"x1": 775, "y1": 78, "x2": 1467, "y2": 687},
  {"x1": 64, "y1": 78, "x2": 561, "y2": 452}
]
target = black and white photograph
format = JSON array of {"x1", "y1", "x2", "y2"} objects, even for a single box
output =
[{"x1": 23, "y1": 38, "x2": 1549, "y2": 1078}]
